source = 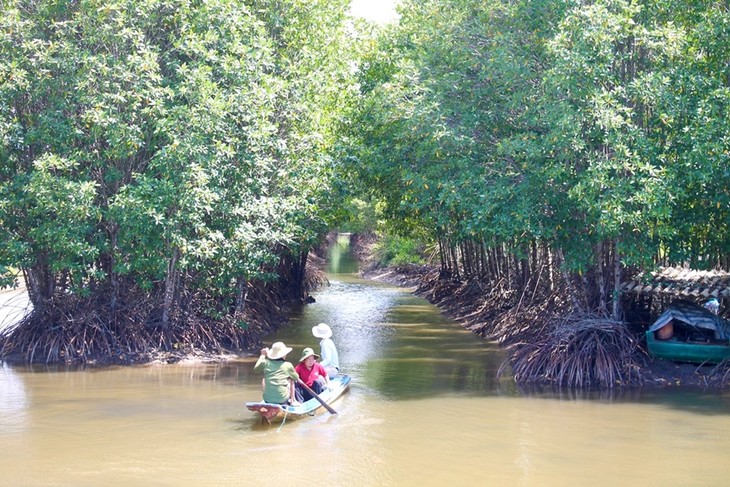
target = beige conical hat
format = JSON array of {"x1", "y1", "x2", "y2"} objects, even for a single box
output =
[{"x1": 266, "y1": 341, "x2": 292, "y2": 360}]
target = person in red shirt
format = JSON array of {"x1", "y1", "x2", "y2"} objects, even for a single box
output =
[{"x1": 294, "y1": 347, "x2": 330, "y2": 402}]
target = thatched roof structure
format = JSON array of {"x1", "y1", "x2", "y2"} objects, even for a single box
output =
[{"x1": 621, "y1": 267, "x2": 730, "y2": 300}]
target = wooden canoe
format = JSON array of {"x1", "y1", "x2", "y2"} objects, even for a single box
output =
[
  {"x1": 246, "y1": 374, "x2": 351, "y2": 423},
  {"x1": 646, "y1": 330, "x2": 730, "y2": 364}
]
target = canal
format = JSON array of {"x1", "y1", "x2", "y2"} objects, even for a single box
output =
[{"x1": 1, "y1": 235, "x2": 729, "y2": 486}]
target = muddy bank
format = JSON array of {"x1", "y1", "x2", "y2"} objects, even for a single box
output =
[
  {"x1": 363, "y1": 265, "x2": 730, "y2": 390},
  {"x1": 0, "y1": 282, "x2": 294, "y2": 367},
  {"x1": 0, "y1": 245, "x2": 335, "y2": 367}
]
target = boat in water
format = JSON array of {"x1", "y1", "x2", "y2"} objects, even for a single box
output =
[
  {"x1": 246, "y1": 374, "x2": 351, "y2": 423},
  {"x1": 646, "y1": 300, "x2": 730, "y2": 364},
  {"x1": 646, "y1": 331, "x2": 730, "y2": 364}
]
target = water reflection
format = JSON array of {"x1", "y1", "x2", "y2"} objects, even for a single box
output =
[
  {"x1": 0, "y1": 362, "x2": 28, "y2": 434},
  {"x1": 280, "y1": 274, "x2": 506, "y2": 402},
  {"x1": 1, "y1": 237, "x2": 730, "y2": 486},
  {"x1": 327, "y1": 233, "x2": 359, "y2": 274},
  {"x1": 514, "y1": 382, "x2": 730, "y2": 412}
]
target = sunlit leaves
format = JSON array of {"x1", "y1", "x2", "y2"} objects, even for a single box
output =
[
  {"x1": 0, "y1": 155, "x2": 98, "y2": 285},
  {"x1": 344, "y1": 0, "x2": 730, "y2": 306},
  {"x1": 0, "y1": 0, "x2": 356, "y2": 318}
]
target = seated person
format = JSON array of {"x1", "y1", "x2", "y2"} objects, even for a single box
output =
[
  {"x1": 254, "y1": 341, "x2": 299, "y2": 405},
  {"x1": 312, "y1": 322, "x2": 340, "y2": 378},
  {"x1": 294, "y1": 347, "x2": 329, "y2": 402}
]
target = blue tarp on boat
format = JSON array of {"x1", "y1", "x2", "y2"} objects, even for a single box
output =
[{"x1": 648, "y1": 300, "x2": 730, "y2": 340}]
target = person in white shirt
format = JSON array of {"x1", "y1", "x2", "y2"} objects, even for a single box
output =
[{"x1": 312, "y1": 322, "x2": 339, "y2": 378}]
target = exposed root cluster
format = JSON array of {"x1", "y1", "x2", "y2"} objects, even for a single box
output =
[
  {"x1": 502, "y1": 314, "x2": 645, "y2": 388},
  {"x1": 366, "y1": 260, "x2": 730, "y2": 389},
  {"x1": 0, "y1": 283, "x2": 285, "y2": 365},
  {"x1": 412, "y1": 270, "x2": 648, "y2": 388},
  {"x1": 1, "y1": 312, "x2": 260, "y2": 365}
]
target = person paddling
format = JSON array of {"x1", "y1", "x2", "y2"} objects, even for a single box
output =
[
  {"x1": 254, "y1": 341, "x2": 299, "y2": 405},
  {"x1": 294, "y1": 347, "x2": 329, "y2": 402},
  {"x1": 312, "y1": 323, "x2": 339, "y2": 379}
]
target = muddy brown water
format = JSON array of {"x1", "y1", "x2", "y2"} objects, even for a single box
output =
[{"x1": 2, "y1": 237, "x2": 730, "y2": 486}]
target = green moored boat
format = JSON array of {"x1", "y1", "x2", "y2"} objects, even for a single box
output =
[
  {"x1": 645, "y1": 330, "x2": 730, "y2": 364},
  {"x1": 646, "y1": 300, "x2": 730, "y2": 364}
]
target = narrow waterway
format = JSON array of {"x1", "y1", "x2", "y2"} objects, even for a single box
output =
[{"x1": 1, "y1": 235, "x2": 730, "y2": 486}]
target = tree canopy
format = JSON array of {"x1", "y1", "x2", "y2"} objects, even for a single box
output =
[
  {"x1": 2, "y1": 0, "x2": 730, "y2": 363},
  {"x1": 0, "y1": 0, "x2": 355, "y2": 337},
  {"x1": 345, "y1": 0, "x2": 730, "y2": 316}
]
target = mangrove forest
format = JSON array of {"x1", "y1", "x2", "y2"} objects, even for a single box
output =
[{"x1": 1, "y1": 0, "x2": 730, "y2": 387}]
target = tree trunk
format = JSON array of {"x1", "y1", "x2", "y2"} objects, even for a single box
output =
[
  {"x1": 547, "y1": 243, "x2": 555, "y2": 291},
  {"x1": 24, "y1": 252, "x2": 54, "y2": 316},
  {"x1": 557, "y1": 248, "x2": 582, "y2": 312},
  {"x1": 297, "y1": 248, "x2": 309, "y2": 299},
  {"x1": 612, "y1": 239, "x2": 621, "y2": 320},
  {"x1": 24, "y1": 267, "x2": 44, "y2": 316},
  {"x1": 597, "y1": 241, "x2": 606, "y2": 313},
  {"x1": 109, "y1": 226, "x2": 119, "y2": 320},
  {"x1": 235, "y1": 276, "x2": 247, "y2": 316},
  {"x1": 438, "y1": 237, "x2": 447, "y2": 274},
  {"x1": 161, "y1": 247, "x2": 180, "y2": 327}
]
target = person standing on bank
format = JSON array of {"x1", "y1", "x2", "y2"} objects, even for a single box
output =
[
  {"x1": 253, "y1": 341, "x2": 299, "y2": 405},
  {"x1": 294, "y1": 347, "x2": 329, "y2": 402},
  {"x1": 312, "y1": 322, "x2": 339, "y2": 379}
]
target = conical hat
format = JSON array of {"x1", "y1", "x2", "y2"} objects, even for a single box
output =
[
  {"x1": 266, "y1": 341, "x2": 292, "y2": 359},
  {"x1": 312, "y1": 323, "x2": 332, "y2": 338}
]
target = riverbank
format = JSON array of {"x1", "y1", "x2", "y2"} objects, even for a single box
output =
[
  {"x1": 4, "y1": 236, "x2": 728, "y2": 389},
  {"x1": 362, "y1": 264, "x2": 730, "y2": 390},
  {"x1": 0, "y1": 285, "x2": 278, "y2": 367}
]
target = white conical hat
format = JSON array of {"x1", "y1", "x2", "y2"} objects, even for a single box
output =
[{"x1": 312, "y1": 323, "x2": 333, "y2": 338}]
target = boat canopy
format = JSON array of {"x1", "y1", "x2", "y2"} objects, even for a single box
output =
[{"x1": 649, "y1": 300, "x2": 730, "y2": 340}]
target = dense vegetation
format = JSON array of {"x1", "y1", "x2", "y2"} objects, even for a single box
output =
[
  {"x1": 347, "y1": 0, "x2": 730, "y2": 320},
  {"x1": 1, "y1": 0, "x2": 729, "y2": 379},
  {"x1": 0, "y1": 0, "x2": 354, "y2": 362},
  {"x1": 343, "y1": 0, "x2": 730, "y2": 386}
]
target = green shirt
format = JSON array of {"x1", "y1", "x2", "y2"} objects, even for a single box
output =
[{"x1": 254, "y1": 356, "x2": 300, "y2": 404}]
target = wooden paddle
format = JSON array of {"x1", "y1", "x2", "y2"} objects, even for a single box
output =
[{"x1": 296, "y1": 379, "x2": 337, "y2": 415}]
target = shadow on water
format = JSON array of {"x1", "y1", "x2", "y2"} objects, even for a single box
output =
[
  {"x1": 282, "y1": 233, "x2": 730, "y2": 414},
  {"x1": 514, "y1": 382, "x2": 730, "y2": 413},
  {"x1": 3, "y1": 234, "x2": 730, "y2": 417}
]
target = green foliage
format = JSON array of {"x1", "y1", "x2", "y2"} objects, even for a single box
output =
[
  {"x1": 3, "y1": 0, "x2": 730, "y2": 325},
  {"x1": 372, "y1": 233, "x2": 426, "y2": 267},
  {"x1": 337, "y1": 198, "x2": 382, "y2": 234},
  {"x1": 0, "y1": 0, "x2": 356, "y2": 316},
  {"x1": 342, "y1": 0, "x2": 730, "y2": 312},
  {"x1": 0, "y1": 154, "x2": 99, "y2": 290}
]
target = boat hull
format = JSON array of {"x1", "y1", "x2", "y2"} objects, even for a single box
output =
[
  {"x1": 646, "y1": 330, "x2": 730, "y2": 364},
  {"x1": 246, "y1": 374, "x2": 351, "y2": 423}
]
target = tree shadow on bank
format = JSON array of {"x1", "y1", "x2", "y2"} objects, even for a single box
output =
[{"x1": 364, "y1": 263, "x2": 730, "y2": 391}]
